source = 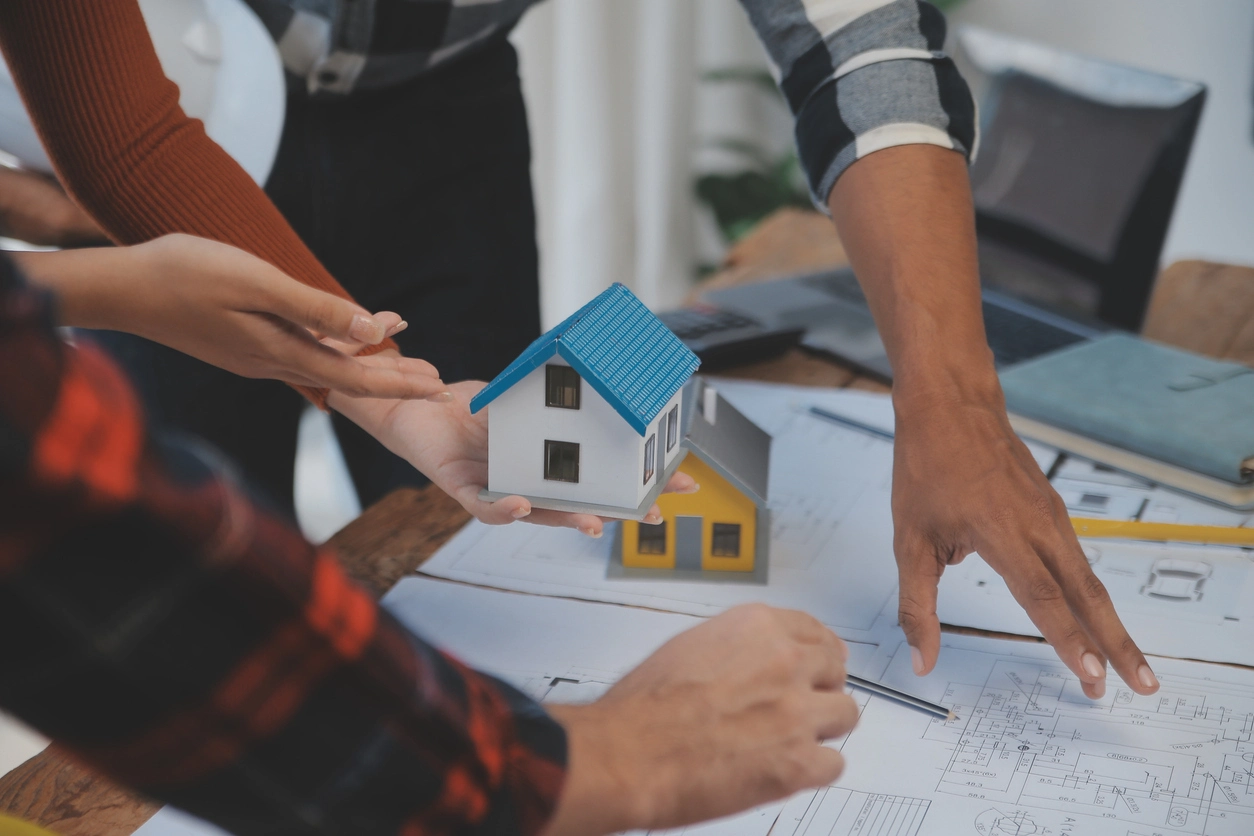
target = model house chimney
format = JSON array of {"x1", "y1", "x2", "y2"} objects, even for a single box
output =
[{"x1": 703, "y1": 384, "x2": 717, "y2": 425}]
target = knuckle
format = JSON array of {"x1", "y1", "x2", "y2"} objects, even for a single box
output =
[
  {"x1": 1079, "y1": 573, "x2": 1112, "y2": 606},
  {"x1": 1027, "y1": 576, "x2": 1064, "y2": 604}
]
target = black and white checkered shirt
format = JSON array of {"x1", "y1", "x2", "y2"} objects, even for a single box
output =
[{"x1": 244, "y1": 0, "x2": 976, "y2": 204}]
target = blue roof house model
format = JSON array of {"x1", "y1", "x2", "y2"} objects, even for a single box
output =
[{"x1": 470, "y1": 283, "x2": 700, "y2": 519}]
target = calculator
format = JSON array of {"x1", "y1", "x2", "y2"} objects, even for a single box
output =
[{"x1": 657, "y1": 305, "x2": 804, "y2": 370}]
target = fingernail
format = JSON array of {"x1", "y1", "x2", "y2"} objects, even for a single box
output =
[
  {"x1": 425, "y1": 391, "x2": 454, "y2": 403},
  {"x1": 580, "y1": 526, "x2": 603, "y2": 539},
  {"x1": 1081, "y1": 652, "x2": 1105, "y2": 680},
  {"x1": 680, "y1": 482, "x2": 700, "y2": 494},
  {"x1": 349, "y1": 314, "x2": 385, "y2": 344},
  {"x1": 644, "y1": 513, "x2": 662, "y2": 525},
  {"x1": 910, "y1": 646, "x2": 925, "y2": 676},
  {"x1": 388, "y1": 320, "x2": 409, "y2": 337},
  {"x1": 1137, "y1": 664, "x2": 1159, "y2": 691},
  {"x1": 511, "y1": 505, "x2": 531, "y2": 519}
]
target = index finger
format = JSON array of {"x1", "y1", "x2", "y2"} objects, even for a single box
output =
[{"x1": 1036, "y1": 527, "x2": 1159, "y2": 696}]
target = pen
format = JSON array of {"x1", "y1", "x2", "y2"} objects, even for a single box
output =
[
  {"x1": 846, "y1": 673, "x2": 957, "y2": 721},
  {"x1": 807, "y1": 406, "x2": 895, "y2": 440},
  {"x1": 1072, "y1": 517, "x2": 1254, "y2": 546}
]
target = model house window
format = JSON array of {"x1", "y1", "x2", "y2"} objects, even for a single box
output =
[
  {"x1": 666, "y1": 405, "x2": 679, "y2": 451},
  {"x1": 643, "y1": 434, "x2": 656, "y2": 484},
  {"x1": 544, "y1": 440, "x2": 580, "y2": 482},
  {"x1": 637, "y1": 521, "x2": 667, "y2": 555},
  {"x1": 711, "y1": 523, "x2": 741, "y2": 557},
  {"x1": 545, "y1": 365, "x2": 581, "y2": 409}
]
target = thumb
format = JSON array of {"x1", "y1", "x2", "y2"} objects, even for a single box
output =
[{"x1": 895, "y1": 538, "x2": 944, "y2": 677}]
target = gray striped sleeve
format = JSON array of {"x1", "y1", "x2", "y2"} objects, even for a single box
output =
[{"x1": 737, "y1": 0, "x2": 978, "y2": 209}]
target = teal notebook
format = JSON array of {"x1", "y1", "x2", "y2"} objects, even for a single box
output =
[{"x1": 1000, "y1": 334, "x2": 1254, "y2": 486}]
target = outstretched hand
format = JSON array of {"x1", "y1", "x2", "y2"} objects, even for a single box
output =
[
  {"x1": 328, "y1": 380, "x2": 696, "y2": 535},
  {"x1": 891, "y1": 392, "x2": 1159, "y2": 700},
  {"x1": 16, "y1": 233, "x2": 450, "y2": 401}
]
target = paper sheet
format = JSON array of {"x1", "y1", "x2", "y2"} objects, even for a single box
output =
[{"x1": 778, "y1": 633, "x2": 1254, "y2": 836}]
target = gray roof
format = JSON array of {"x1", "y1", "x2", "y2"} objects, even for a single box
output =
[{"x1": 681, "y1": 379, "x2": 772, "y2": 507}]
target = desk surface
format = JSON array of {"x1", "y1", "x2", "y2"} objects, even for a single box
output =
[{"x1": 0, "y1": 208, "x2": 1238, "y2": 835}]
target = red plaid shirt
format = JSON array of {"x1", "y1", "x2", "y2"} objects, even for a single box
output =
[{"x1": 0, "y1": 254, "x2": 566, "y2": 835}]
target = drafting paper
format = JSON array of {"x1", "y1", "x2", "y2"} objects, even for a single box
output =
[
  {"x1": 778, "y1": 634, "x2": 1254, "y2": 836},
  {"x1": 381, "y1": 577, "x2": 884, "y2": 686}
]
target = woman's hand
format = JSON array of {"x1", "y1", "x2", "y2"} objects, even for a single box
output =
[
  {"x1": 14, "y1": 233, "x2": 449, "y2": 401},
  {"x1": 328, "y1": 380, "x2": 697, "y2": 535}
]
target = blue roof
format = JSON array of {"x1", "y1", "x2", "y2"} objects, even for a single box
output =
[{"x1": 469, "y1": 284, "x2": 699, "y2": 435}]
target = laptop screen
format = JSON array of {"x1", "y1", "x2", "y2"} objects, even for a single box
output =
[{"x1": 959, "y1": 30, "x2": 1205, "y2": 331}]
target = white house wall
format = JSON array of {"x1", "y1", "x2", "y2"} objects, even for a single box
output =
[
  {"x1": 633, "y1": 388, "x2": 683, "y2": 507},
  {"x1": 486, "y1": 359, "x2": 646, "y2": 509}
]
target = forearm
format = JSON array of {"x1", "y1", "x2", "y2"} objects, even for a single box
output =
[
  {"x1": 0, "y1": 0, "x2": 395, "y2": 409},
  {"x1": 828, "y1": 144, "x2": 1002, "y2": 411},
  {"x1": 11, "y1": 246, "x2": 149, "y2": 330}
]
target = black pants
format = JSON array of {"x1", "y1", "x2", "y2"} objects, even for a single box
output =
[{"x1": 94, "y1": 40, "x2": 541, "y2": 518}]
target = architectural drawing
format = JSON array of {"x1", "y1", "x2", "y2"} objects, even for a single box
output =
[
  {"x1": 776, "y1": 789, "x2": 931, "y2": 836},
  {"x1": 823, "y1": 636, "x2": 1254, "y2": 836}
]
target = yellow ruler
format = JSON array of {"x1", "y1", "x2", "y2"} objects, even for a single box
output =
[{"x1": 1072, "y1": 517, "x2": 1254, "y2": 546}]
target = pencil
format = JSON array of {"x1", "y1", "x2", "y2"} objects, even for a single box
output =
[
  {"x1": 846, "y1": 673, "x2": 957, "y2": 721},
  {"x1": 1072, "y1": 517, "x2": 1254, "y2": 546},
  {"x1": 807, "y1": 406, "x2": 895, "y2": 440}
]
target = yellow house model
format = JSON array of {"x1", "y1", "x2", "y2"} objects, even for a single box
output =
[{"x1": 617, "y1": 380, "x2": 771, "y2": 581}]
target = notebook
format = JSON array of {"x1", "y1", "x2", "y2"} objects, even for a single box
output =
[{"x1": 1000, "y1": 334, "x2": 1254, "y2": 509}]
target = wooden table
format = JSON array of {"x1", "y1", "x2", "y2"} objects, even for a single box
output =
[{"x1": 3, "y1": 208, "x2": 1249, "y2": 834}]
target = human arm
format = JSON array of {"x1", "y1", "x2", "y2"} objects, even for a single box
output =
[
  {"x1": 0, "y1": 257, "x2": 855, "y2": 836},
  {"x1": 741, "y1": 0, "x2": 1157, "y2": 697},
  {"x1": 0, "y1": 0, "x2": 395, "y2": 406},
  {"x1": 12, "y1": 234, "x2": 451, "y2": 400},
  {"x1": 0, "y1": 165, "x2": 106, "y2": 247},
  {"x1": 327, "y1": 382, "x2": 698, "y2": 536}
]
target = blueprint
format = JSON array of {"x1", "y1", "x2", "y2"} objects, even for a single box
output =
[{"x1": 779, "y1": 634, "x2": 1254, "y2": 836}]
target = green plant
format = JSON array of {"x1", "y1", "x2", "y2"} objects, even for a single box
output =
[{"x1": 694, "y1": 68, "x2": 810, "y2": 246}]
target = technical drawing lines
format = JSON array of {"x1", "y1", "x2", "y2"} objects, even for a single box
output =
[
  {"x1": 777, "y1": 789, "x2": 930, "y2": 836},
  {"x1": 919, "y1": 658, "x2": 1254, "y2": 834}
]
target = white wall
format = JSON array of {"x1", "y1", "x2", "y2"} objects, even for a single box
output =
[{"x1": 950, "y1": 0, "x2": 1254, "y2": 270}]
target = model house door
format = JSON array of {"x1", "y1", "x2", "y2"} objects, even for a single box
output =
[
  {"x1": 656, "y1": 418, "x2": 666, "y2": 476},
  {"x1": 675, "y1": 515, "x2": 702, "y2": 571}
]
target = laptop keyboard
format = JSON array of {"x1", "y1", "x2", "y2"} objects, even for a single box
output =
[
  {"x1": 660, "y1": 308, "x2": 758, "y2": 339},
  {"x1": 797, "y1": 268, "x2": 1087, "y2": 368},
  {"x1": 981, "y1": 301, "x2": 1088, "y2": 366},
  {"x1": 801, "y1": 270, "x2": 868, "y2": 305}
]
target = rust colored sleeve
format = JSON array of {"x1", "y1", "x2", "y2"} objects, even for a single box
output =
[{"x1": 0, "y1": 0, "x2": 397, "y2": 407}]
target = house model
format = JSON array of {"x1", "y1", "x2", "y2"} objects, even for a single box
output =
[
  {"x1": 469, "y1": 283, "x2": 700, "y2": 520},
  {"x1": 615, "y1": 378, "x2": 772, "y2": 583}
]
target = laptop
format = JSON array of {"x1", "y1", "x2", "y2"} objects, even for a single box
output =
[{"x1": 698, "y1": 28, "x2": 1206, "y2": 381}]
